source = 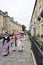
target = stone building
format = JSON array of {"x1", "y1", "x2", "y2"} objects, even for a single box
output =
[
  {"x1": 0, "y1": 10, "x2": 22, "y2": 34},
  {"x1": 30, "y1": 0, "x2": 43, "y2": 41}
]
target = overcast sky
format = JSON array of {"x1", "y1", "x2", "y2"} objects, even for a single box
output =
[{"x1": 0, "y1": 0, "x2": 35, "y2": 30}]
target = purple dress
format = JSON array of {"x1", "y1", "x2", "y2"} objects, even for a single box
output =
[{"x1": 3, "y1": 36, "x2": 10, "y2": 56}]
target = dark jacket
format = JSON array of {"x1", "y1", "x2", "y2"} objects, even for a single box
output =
[{"x1": 3, "y1": 36, "x2": 10, "y2": 45}]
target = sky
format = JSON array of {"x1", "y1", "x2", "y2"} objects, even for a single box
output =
[{"x1": 0, "y1": 0, "x2": 35, "y2": 30}]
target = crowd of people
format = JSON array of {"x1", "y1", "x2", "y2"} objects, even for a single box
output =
[{"x1": 2, "y1": 32, "x2": 26, "y2": 56}]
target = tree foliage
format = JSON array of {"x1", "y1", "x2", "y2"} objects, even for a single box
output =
[{"x1": 22, "y1": 25, "x2": 26, "y2": 31}]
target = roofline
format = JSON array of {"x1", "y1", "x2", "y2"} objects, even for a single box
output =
[
  {"x1": 30, "y1": 0, "x2": 37, "y2": 22},
  {"x1": 0, "y1": 10, "x2": 22, "y2": 27}
]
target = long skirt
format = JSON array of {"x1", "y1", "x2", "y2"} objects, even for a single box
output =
[
  {"x1": 3, "y1": 41, "x2": 9, "y2": 56},
  {"x1": 11, "y1": 40, "x2": 16, "y2": 51},
  {"x1": 17, "y1": 40, "x2": 24, "y2": 51}
]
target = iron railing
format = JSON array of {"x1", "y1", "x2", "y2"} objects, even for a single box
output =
[{"x1": 30, "y1": 36, "x2": 43, "y2": 65}]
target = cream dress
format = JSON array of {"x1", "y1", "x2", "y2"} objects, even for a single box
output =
[{"x1": 17, "y1": 35, "x2": 24, "y2": 51}]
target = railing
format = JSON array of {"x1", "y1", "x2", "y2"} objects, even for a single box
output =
[{"x1": 30, "y1": 36, "x2": 43, "y2": 65}]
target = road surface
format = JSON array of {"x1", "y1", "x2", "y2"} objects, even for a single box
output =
[{"x1": 0, "y1": 36, "x2": 34, "y2": 65}]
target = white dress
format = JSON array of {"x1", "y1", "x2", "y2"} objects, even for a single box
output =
[
  {"x1": 11, "y1": 40, "x2": 16, "y2": 51},
  {"x1": 17, "y1": 37, "x2": 24, "y2": 51}
]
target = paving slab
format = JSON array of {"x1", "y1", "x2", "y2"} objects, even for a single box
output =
[{"x1": 0, "y1": 36, "x2": 34, "y2": 65}]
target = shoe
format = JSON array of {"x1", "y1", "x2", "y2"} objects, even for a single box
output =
[{"x1": 12, "y1": 50, "x2": 16, "y2": 51}]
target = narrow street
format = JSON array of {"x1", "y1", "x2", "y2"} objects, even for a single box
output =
[{"x1": 0, "y1": 36, "x2": 34, "y2": 65}]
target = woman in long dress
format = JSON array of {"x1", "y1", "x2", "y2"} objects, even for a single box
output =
[
  {"x1": 17, "y1": 32, "x2": 24, "y2": 52},
  {"x1": 11, "y1": 33, "x2": 17, "y2": 51},
  {"x1": 3, "y1": 33, "x2": 10, "y2": 56}
]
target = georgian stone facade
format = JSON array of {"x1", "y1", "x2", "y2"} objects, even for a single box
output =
[
  {"x1": 0, "y1": 10, "x2": 22, "y2": 34},
  {"x1": 30, "y1": 0, "x2": 43, "y2": 41}
]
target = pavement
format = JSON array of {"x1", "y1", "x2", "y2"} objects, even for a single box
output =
[
  {"x1": 0, "y1": 36, "x2": 34, "y2": 65},
  {"x1": 0, "y1": 39, "x2": 3, "y2": 54}
]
